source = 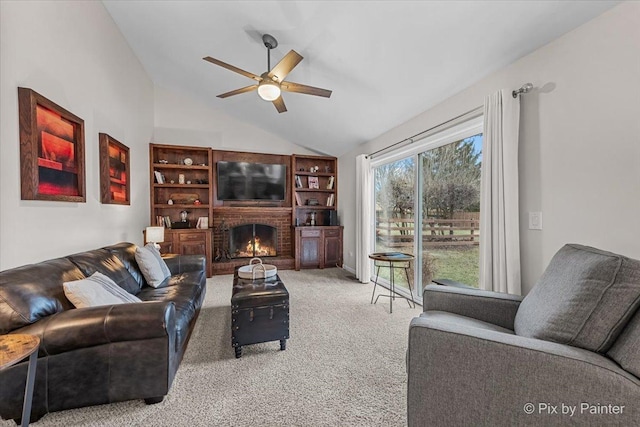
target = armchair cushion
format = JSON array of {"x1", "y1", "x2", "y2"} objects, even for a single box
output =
[{"x1": 514, "y1": 244, "x2": 640, "y2": 353}]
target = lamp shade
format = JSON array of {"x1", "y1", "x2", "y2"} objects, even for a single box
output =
[
  {"x1": 145, "y1": 226, "x2": 165, "y2": 244},
  {"x1": 257, "y1": 80, "x2": 281, "y2": 101}
]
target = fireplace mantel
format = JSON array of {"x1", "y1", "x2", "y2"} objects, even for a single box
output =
[{"x1": 213, "y1": 207, "x2": 292, "y2": 214}]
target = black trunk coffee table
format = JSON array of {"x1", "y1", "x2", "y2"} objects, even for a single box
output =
[{"x1": 231, "y1": 269, "x2": 290, "y2": 358}]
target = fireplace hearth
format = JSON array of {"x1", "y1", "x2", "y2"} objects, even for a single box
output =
[{"x1": 230, "y1": 224, "x2": 277, "y2": 258}]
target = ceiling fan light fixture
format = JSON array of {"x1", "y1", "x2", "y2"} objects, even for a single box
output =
[{"x1": 257, "y1": 80, "x2": 281, "y2": 101}]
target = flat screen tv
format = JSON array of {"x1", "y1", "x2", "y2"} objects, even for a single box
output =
[{"x1": 217, "y1": 161, "x2": 287, "y2": 201}]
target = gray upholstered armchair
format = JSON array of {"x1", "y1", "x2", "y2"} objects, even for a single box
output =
[{"x1": 407, "y1": 244, "x2": 640, "y2": 426}]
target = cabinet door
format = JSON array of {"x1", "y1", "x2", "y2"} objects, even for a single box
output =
[
  {"x1": 300, "y1": 236, "x2": 321, "y2": 268},
  {"x1": 179, "y1": 241, "x2": 206, "y2": 256},
  {"x1": 176, "y1": 231, "x2": 206, "y2": 256},
  {"x1": 324, "y1": 236, "x2": 342, "y2": 268}
]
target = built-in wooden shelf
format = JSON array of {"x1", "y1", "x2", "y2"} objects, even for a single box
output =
[
  {"x1": 152, "y1": 163, "x2": 209, "y2": 170},
  {"x1": 153, "y1": 183, "x2": 210, "y2": 189}
]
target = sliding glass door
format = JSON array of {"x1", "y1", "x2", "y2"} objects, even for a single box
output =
[
  {"x1": 373, "y1": 157, "x2": 415, "y2": 292},
  {"x1": 417, "y1": 135, "x2": 482, "y2": 292},
  {"x1": 370, "y1": 117, "x2": 483, "y2": 302}
]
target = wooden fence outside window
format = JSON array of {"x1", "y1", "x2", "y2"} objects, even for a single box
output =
[{"x1": 376, "y1": 217, "x2": 480, "y2": 249}]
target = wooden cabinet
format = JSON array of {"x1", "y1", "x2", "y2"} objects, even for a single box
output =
[
  {"x1": 294, "y1": 226, "x2": 343, "y2": 270},
  {"x1": 149, "y1": 144, "x2": 214, "y2": 277},
  {"x1": 146, "y1": 229, "x2": 212, "y2": 277},
  {"x1": 323, "y1": 228, "x2": 343, "y2": 267},
  {"x1": 297, "y1": 228, "x2": 322, "y2": 268}
]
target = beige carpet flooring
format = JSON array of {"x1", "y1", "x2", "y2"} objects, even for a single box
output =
[{"x1": 2, "y1": 268, "x2": 421, "y2": 426}]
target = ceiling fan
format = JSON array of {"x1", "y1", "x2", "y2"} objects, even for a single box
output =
[{"x1": 203, "y1": 34, "x2": 332, "y2": 113}]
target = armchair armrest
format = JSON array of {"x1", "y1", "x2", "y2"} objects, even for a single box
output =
[
  {"x1": 431, "y1": 278, "x2": 476, "y2": 289},
  {"x1": 163, "y1": 254, "x2": 205, "y2": 275},
  {"x1": 407, "y1": 317, "x2": 640, "y2": 426},
  {"x1": 13, "y1": 301, "x2": 176, "y2": 356},
  {"x1": 423, "y1": 284, "x2": 522, "y2": 330}
]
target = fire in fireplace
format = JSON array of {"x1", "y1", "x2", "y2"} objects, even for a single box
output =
[{"x1": 229, "y1": 224, "x2": 277, "y2": 258}]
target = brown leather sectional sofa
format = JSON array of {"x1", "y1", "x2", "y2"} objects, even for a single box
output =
[{"x1": 0, "y1": 242, "x2": 206, "y2": 424}]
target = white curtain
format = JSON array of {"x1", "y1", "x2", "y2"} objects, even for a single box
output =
[
  {"x1": 479, "y1": 89, "x2": 521, "y2": 295},
  {"x1": 355, "y1": 154, "x2": 372, "y2": 283}
]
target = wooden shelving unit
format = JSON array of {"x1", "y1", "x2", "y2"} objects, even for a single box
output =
[
  {"x1": 292, "y1": 154, "x2": 338, "y2": 227},
  {"x1": 291, "y1": 154, "x2": 342, "y2": 270},
  {"x1": 149, "y1": 143, "x2": 213, "y2": 276}
]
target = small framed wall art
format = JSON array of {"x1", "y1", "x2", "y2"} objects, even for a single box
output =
[
  {"x1": 18, "y1": 87, "x2": 86, "y2": 202},
  {"x1": 99, "y1": 133, "x2": 130, "y2": 205}
]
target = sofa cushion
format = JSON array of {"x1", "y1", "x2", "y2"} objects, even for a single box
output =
[
  {"x1": 104, "y1": 242, "x2": 146, "y2": 290},
  {"x1": 514, "y1": 244, "x2": 640, "y2": 352},
  {"x1": 608, "y1": 308, "x2": 640, "y2": 378},
  {"x1": 135, "y1": 245, "x2": 171, "y2": 288},
  {"x1": 67, "y1": 249, "x2": 141, "y2": 295},
  {"x1": 63, "y1": 272, "x2": 142, "y2": 308},
  {"x1": 137, "y1": 271, "x2": 206, "y2": 348},
  {"x1": 0, "y1": 258, "x2": 84, "y2": 334}
]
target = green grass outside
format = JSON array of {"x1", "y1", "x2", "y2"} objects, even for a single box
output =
[
  {"x1": 429, "y1": 246, "x2": 479, "y2": 287},
  {"x1": 373, "y1": 245, "x2": 479, "y2": 293}
]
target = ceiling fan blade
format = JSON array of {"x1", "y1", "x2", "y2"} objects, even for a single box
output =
[
  {"x1": 272, "y1": 96, "x2": 287, "y2": 113},
  {"x1": 267, "y1": 50, "x2": 303, "y2": 82},
  {"x1": 281, "y1": 81, "x2": 332, "y2": 98},
  {"x1": 217, "y1": 85, "x2": 258, "y2": 99},
  {"x1": 203, "y1": 56, "x2": 261, "y2": 81}
]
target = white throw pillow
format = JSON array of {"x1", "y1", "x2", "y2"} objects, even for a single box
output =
[
  {"x1": 63, "y1": 272, "x2": 141, "y2": 308},
  {"x1": 135, "y1": 243, "x2": 171, "y2": 288}
]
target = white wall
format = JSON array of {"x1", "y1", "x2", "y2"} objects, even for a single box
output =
[
  {"x1": 0, "y1": 1, "x2": 154, "y2": 269},
  {"x1": 339, "y1": 2, "x2": 640, "y2": 294},
  {"x1": 153, "y1": 85, "x2": 316, "y2": 155}
]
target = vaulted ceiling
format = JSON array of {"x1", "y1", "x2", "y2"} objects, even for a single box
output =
[{"x1": 103, "y1": 1, "x2": 618, "y2": 156}]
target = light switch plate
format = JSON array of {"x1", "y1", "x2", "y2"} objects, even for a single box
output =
[{"x1": 529, "y1": 212, "x2": 543, "y2": 230}]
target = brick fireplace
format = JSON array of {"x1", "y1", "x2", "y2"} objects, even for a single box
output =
[
  {"x1": 229, "y1": 223, "x2": 277, "y2": 258},
  {"x1": 212, "y1": 207, "x2": 294, "y2": 274}
]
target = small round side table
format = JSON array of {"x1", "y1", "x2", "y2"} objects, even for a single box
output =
[
  {"x1": 369, "y1": 252, "x2": 416, "y2": 313},
  {"x1": 0, "y1": 334, "x2": 40, "y2": 427}
]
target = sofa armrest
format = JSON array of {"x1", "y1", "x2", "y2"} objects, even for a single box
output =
[
  {"x1": 13, "y1": 301, "x2": 176, "y2": 356},
  {"x1": 423, "y1": 284, "x2": 523, "y2": 330},
  {"x1": 407, "y1": 317, "x2": 640, "y2": 426},
  {"x1": 162, "y1": 254, "x2": 206, "y2": 275}
]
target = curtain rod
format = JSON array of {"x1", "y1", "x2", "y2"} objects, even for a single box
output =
[
  {"x1": 367, "y1": 82, "x2": 533, "y2": 159},
  {"x1": 366, "y1": 105, "x2": 482, "y2": 159}
]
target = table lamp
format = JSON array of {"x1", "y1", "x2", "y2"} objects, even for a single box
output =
[{"x1": 145, "y1": 226, "x2": 165, "y2": 250}]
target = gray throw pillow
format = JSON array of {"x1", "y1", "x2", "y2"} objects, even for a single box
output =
[
  {"x1": 514, "y1": 244, "x2": 640, "y2": 353},
  {"x1": 135, "y1": 244, "x2": 171, "y2": 288},
  {"x1": 63, "y1": 272, "x2": 141, "y2": 308}
]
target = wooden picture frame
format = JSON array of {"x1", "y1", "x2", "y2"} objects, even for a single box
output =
[
  {"x1": 99, "y1": 133, "x2": 130, "y2": 205},
  {"x1": 18, "y1": 87, "x2": 86, "y2": 202}
]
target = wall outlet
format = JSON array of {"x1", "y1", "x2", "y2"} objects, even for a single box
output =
[{"x1": 529, "y1": 212, "x2": 543, "y2": 230}]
